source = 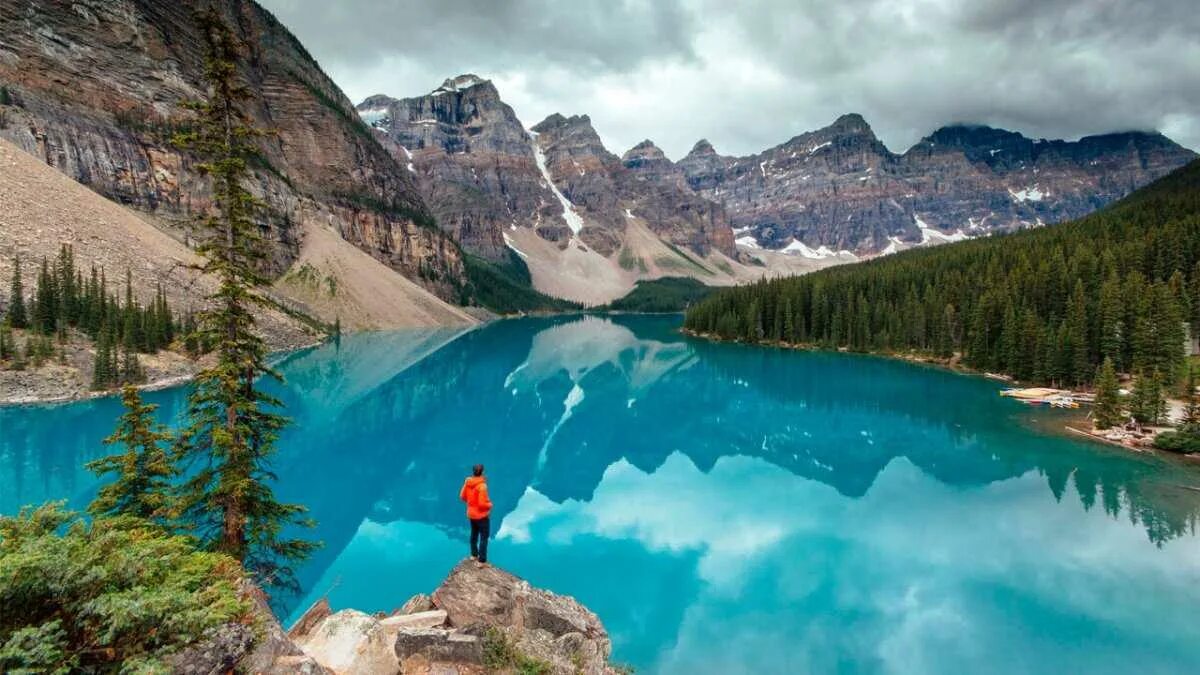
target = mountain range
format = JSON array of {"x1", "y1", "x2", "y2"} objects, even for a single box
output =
[
  {"x1": 0, "y1": 0, "x2": 1195, "y2": 313},
  {"x1": 359, "y1": 75, "x2": 1194, "y2": 303}
]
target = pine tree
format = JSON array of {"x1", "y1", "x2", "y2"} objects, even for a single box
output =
[
  {"x1": 120, "y1": 340, "x2": 143, "y2": 384},
  {"x1": 33, "y1": 256, "x2": 57, "y2": 334},
  {"x1": 86, "y1": 385, "x2": 177, "y2": 524},
  {"x1": 92, "y1": 326, "x2": 114, "y2": 390},
  {"x1": 1066, "y1": 281, "x2": 1090, "y2": 385},
  {"x1": 1093, "y1": 357, "x2": 1122, "y2": 430},
  {"x1": 1183, "y1": 366, "x2": 1199, "y2": 429},
  {"x1": 172, "y1": 8, "x2": 315, "y2": 590},
  {"x1": 1131, "y1": 371, "x2": 1165, "y2": 426},
  {"x1": 0, "y1": 320, "x2": 10, "y2": 361},
  {"x1": 8, "y1": 255, "x2": 28, "y2": 329}
]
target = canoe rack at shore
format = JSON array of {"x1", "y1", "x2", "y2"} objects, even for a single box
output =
[{"x1": 1000, "y1": 387, "x2": 1092, "y2": 409}]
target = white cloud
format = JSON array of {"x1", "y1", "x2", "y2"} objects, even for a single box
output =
[{"x1": 259, "y1": 0, "x2": 1200, "y2": 159}]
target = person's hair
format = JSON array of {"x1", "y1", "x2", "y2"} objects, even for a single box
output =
[{"x1": 472, "y1": 464, "x2": 484, "y2": 477}]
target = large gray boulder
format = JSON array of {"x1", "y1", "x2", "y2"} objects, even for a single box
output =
[
  {"x1": 426, "y1": 560, "x2": 618, "y2": 675},
  {"x1": 292, "y1": 609, "x2": 402, "y2": 675},
  {"x1": 433, "y1": 560, "x2": 608, "y2": 644}
]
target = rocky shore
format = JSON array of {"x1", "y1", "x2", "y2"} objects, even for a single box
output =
[{"x1": 176, "y1": 560, "x2": 624, "y2": 675}]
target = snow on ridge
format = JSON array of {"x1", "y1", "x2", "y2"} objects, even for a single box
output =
[
  {"x1": 357, "y1": 107, "x2": 390, "y2": 128},
  {"x1": 916, "y1": 214, "x2": 971, "y2": 245},
  {"x1": 530, "y1": 134, "x2": 584, "y2": 235},
  {"x1": 807, "y1": 141, "x2": 832, "y2": 155},
  {"x1": 779, "y1": 239, "x2": 848, "y2": 259},
  {"x1": 399, "y1": 145, "x2": 415, "y2": 173},
  {"x1": 1008, "y1": 185, "x2": 1046, "y2": 202},
  {"x1": 736, "y1": 235, "x2": 761, "y2": 249},
  {"x1": 502, "y1": 232, "x2": 529, "y2": 259},
  {"x1": 433, "y1": 74, "x2": 488, "y2": 95}
]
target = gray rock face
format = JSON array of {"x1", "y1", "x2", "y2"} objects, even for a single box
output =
[
  {"x1": 358, "y1": 77, "x2": 735, "y2": 264},
  {"x1": 678, "y1": 114, "x2": 1197, "y2": 253},
  {"x1": 429, "y1": 559, "x2": 616, "y2": 675},
  {"x1": 399, "y1": 593, "x2": 436, "y2": 615},
  {"x1": 393, "y1": 627, "x2": 484, "y2": 665},
  {"x1": 359, "y1": 75, "x2": 559, "y2": 261},
  {"x1": 620, "y1": 139, "x2": 734, "y2": 256},
  {"x1": 0, "y1": 0, "x2": 465, "y2": 299}
]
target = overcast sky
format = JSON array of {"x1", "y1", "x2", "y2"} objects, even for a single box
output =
[{"x1": 258, "y1": 0, "x2": 1200, "y2": 160}]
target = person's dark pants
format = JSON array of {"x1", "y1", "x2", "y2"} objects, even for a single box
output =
[{"x1": 470, "y1": 516, "x2": 490, "y2": 562}]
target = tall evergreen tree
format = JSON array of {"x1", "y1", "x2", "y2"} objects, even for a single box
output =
[
  {"x1": 1183, "y1": 366, "x2": 1199, "y2": 428},
  {"x1": 172, "y1": 8, "x2": 315, "y2": 590},
  {"x1": 0, "y1": 320, "x2": 10, "y2": 361},
  {"x1": 8, "y1": 255, "x2": 27, "y2": 329},
  {"x1": 1093, "y1": 357, "x2": 1123, "y2": 430},
  {"x1": 33, "y1": 256, "x2": 57, "y2": 334},
  {"x1": 86, "y1": 385, "x2": 177, "y2": 524},
  {"x1": 1131, "y1": 371, "x2": 1166, "y2": 426}
]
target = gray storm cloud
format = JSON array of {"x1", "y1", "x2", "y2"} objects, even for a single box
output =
[{"x1": 258, "y1": 0, "x2": 1200, "y2": 158}]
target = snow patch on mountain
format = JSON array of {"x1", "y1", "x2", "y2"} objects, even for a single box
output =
[
  {"x1": 358, "y1": 107, "x2": 390, "y2": 128},
  {"x1": 1008, "y1": 186, "x2": 1046, "y2": 202},
  {"x1": 530, "y1": 132, "x2": 584, "y2": 235},
  {"x1": 433, "y1": 74, "x2": 488, "y2": 95}
]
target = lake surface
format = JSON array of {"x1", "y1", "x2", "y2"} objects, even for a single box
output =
[{"x1": 4, "y1": 315, "x2": 1200, "y2": 673}]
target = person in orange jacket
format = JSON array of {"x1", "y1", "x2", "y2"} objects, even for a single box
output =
[{"x1": 460, "y1": 464, "x2": 493, "y2": 565}]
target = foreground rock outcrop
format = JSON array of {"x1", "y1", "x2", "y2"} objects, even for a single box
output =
[{"x1": 288, "y1": 560, "x2": 621, "y2": 675}]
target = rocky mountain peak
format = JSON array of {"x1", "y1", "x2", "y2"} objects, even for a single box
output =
[
  {"x1": 433, "y1": 73, "x2": 490, "y2": 94},
  {"x1": 531, "y1": 113, "x2": 593, "y2": 134},
  {"x1": 829, "y1": 112, "x2": 875, "y2": 136},
  {"x1": 925, "y1": 124, "x2": 1026, "y2": 148},
  {"x1": 622, "y1": 139, "x2": 669, "y2": 166},
  {"x1": 687, "y1": 139, "x2": 718, "y2": 157}
]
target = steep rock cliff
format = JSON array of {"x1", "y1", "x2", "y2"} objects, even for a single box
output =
[
  {"x1": 363, "y1": 78, "x2": 738, "y2": 262},
  {"x1": 0, "y1": 0, "x2": 464, "y2": 299},
  {"x1": 678, "y1": 114, "x2": 1196, "y2": 254}
]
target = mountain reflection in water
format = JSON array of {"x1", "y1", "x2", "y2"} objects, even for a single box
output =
[{"x1": 4, "y1": 315, "x2": 1200, "y2": 673}]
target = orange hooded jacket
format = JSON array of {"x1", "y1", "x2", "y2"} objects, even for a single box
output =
[{"x1": 460, "y1": 476, "x2": 492, "y2": 520}]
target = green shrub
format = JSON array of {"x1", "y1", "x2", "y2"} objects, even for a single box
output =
[
  {"x1": 481, "y1": 627, "x2": 553, "y2": 675},
  {"x1": 0, "y1": 503, "x2": 248, "y2": 673},
  {"x1": 1153, "y1": 429, "x2": 1200, "y2": 454}
]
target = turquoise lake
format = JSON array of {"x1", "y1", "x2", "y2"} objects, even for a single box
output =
[{"x1": 4, "y1": 314, "x2": 1200, "y2": 673}]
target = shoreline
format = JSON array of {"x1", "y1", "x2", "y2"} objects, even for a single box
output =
[
  {"x1": 0, "y1": 336, "x2": 329, "y2": 409},
  {"x1": 681, "y1": 328, "x2": 1198, "y2": 462}
]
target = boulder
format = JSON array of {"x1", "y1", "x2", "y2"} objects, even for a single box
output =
[
  {"x1": 289, "y1": 598, "x2": 334, "y2": 640},
  {"x1": 426, "y1": 560, "x2": 618, "y2": 675},
  {"x1": 295, "y1": 609, "x2": 400, "y2": 675},
  {"x1": 432, "y1": 560, "x2": 608, "y2": 643},
  {"x1": 394, "y1": 628, "x2": 484, "y2": 664},
  {"x1": 381, "y1": 610, "x2": 449, "y2": 630},
  {"x1": 398, "y1": 593, "x2": 436, "y2": 615}
]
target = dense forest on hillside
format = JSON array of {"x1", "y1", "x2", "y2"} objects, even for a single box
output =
[
  {"x1": 685, "y1": 160, "x2": 1200, "y2": 388},
  {"x1": 2, "y1": 247, "x2": 177, "y2": 388},
  {"x1": 464, "y1": 251, "x2": 581, "y2": 314},
  {"x1": 605, "y1": 277, "x2": 715, "y2": 313}
]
